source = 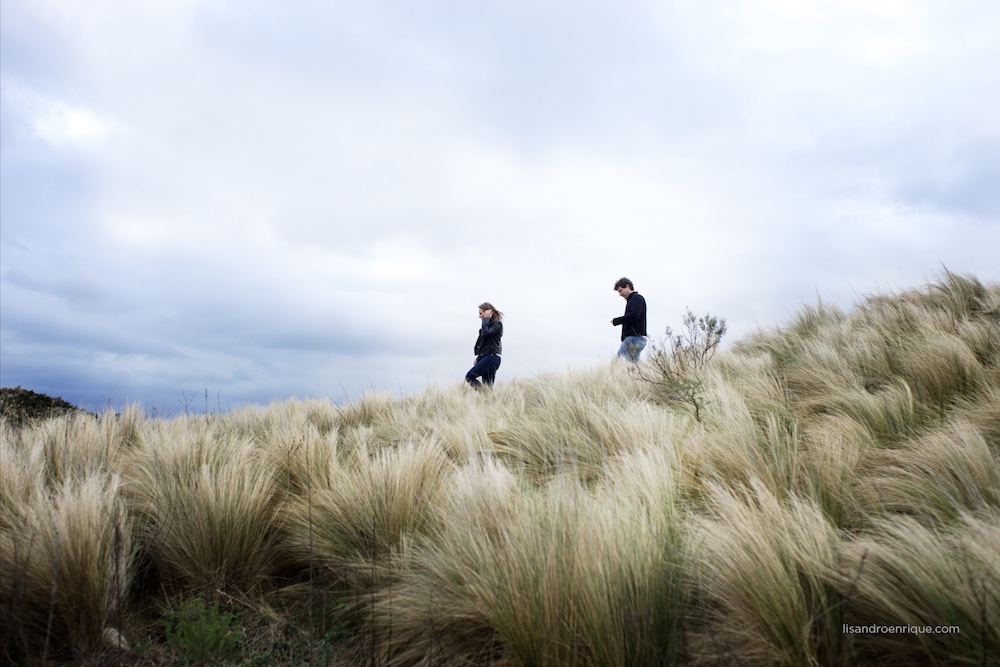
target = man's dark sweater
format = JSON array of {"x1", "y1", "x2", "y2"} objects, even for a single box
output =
[{"x1": 613, "y1": 292, "x2": 647, "y2": 341}]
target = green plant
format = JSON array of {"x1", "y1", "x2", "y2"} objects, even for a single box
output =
[
  {"x1": 0, "y1": 387, "x2": 86, "y2": 425},
  {"x1": 669, "y1": 310, "x2": 729, "y2": 371},
  {"x1": 164, "y1": 595, "x2": 238, "y2": 665},
  {"x1": 637, "y1": 309, "x2": 727, "y2": 422}
]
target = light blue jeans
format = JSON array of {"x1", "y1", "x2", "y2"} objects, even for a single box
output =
[{"x1": 617, "y1": 336, "x2": 647, "y2": 362}]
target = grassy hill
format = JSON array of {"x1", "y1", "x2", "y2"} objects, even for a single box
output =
[
  {"x1": 1, "y1": 271, "x2": 998, "y2": 666},
  {"x1": 0, "y1": 387, "x2": 84, "y2": 424}
]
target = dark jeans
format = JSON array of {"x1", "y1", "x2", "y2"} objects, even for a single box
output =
[{"x1": 466, "y1": 354, "x2": 501, "y2": 388}]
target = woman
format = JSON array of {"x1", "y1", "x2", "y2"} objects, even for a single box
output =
[{"x1": 466, "y1": 302, "x2": 503, "y2": 388}]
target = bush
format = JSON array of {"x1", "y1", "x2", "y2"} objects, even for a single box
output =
[
  {"x1": 635, "y1": 309, "x2": 728, "y2": 422},
  {"x1": 0, "y1": 387, "x2": 84, "y2": 424},
  {"x1": 164, "y1": 595, "x2": 238, "y2": 665}
]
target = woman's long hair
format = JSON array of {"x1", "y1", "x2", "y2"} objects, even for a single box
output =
[{"x1": 479, "y1": 302, "x2": 504, "y2": 322}]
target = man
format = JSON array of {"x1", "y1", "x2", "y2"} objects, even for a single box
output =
[{"x1": 611, "y1": 277, "x2": 647, "y2": 362}]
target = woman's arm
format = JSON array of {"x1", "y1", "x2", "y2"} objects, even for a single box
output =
[{"x1": 481, "y1": 320, "x2": 503, "y2": 338}]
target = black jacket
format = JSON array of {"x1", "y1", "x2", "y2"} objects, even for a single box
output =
[
  {"x1": 474, "y1": 318, "x2": 503, "y2": 357},
  {"x1": 613, "y1": 292, "x2": 647, "y2": 341}
]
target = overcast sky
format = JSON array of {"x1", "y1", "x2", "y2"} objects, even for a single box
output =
[{"x1": 2, "y1": 0, "x2": 998, "y2": 414}]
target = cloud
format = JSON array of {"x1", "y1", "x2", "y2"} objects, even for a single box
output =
[
  {"x1": 23, "y1": 99, "x2": 117, "y2": 147},
  {"x1": 2, "y1": 0, "x2": 998, "y2": 413},
  {"x1": 896, "y1": 143, "x2": 1000, "y2": 219}
]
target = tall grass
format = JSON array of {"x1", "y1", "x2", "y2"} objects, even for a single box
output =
[
  {"x1": 844, "y1": 511, "x2": 1000, "y2": 665},
  {"x1": 373, "y1": 448, "x2": 687, "y2": 666},
  {"x1": 1, "y1": 411, "x2": 138, "y2": 663},
  {"x1": 687, "y1": 481, "x2": 847, "y2": 666},
  {"x1": 281, "y1": 436, "x2": 450, "y2": 588},
  {"x1": 576, "y1": 445, "x2": 688, "y2": 667},
  {"x1": 124, "y1": 424, "x2": 280, "y2": 593},
  {"x1": 860, "y1": 419, "x2": 1000, "y2": 524},
  {"x1": 1, "y1": 271, "x2": 998, "y2": 665},
  {"x1": 1, "y1": 472, "x2": 132, "y2": 662}
]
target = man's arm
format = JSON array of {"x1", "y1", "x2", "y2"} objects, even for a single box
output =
[{"x1": 614, "y1": 297, "x2": 640, "y2": 328}]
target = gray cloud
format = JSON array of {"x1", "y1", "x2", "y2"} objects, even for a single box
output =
[
  {"x1": 2, "y1": 0, "x2": 998, "y2": 414},
  {"x1": 896, "y1": 142, "x2": 1000, "y2": 219}
]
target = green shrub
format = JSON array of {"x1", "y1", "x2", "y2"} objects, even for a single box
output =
[
  {"x1": 635, "y1": 309, "x2": 727, "y2": 422},
  {"x1": 164, "y1": 595, "x2": 238, "y2": 665}
]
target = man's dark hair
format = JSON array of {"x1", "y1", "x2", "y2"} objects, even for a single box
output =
[{"x1": 613, "y1": 277, "x2": 634, "y2": 291}]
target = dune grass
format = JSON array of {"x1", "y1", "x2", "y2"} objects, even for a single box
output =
[
  {"x1": 0, "y1": 472, "x2": 133, "y2": 661},
  {"x1": 687, "y1": 480, "x2": 847, "y2": 666},
  {"x1": 844, "y1": 511, "x2": 1000, "y2": 665},
  {"x1": 123, "y1": 424, "x2": 282, "y2": 595},
  {"x1": 1, "y1": 271, "x2": 998, "y2": 665}
]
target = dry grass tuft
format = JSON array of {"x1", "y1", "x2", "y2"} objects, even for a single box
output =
[
  {"x1": 124, "y1": 428, "x2": 280, "y2": 593},
  {"x1": 844, "y1": 511, "x2": 1000, "y2": 665},
  {"x1": 281, "y1": 437, "x2": 450, "y2": 591},
  {"x1": 688, "y1": 481, "x2": 847, "y2": 667},
  {"x1": 1, "y1": 474, "x2": 133, "y2": 662}
]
